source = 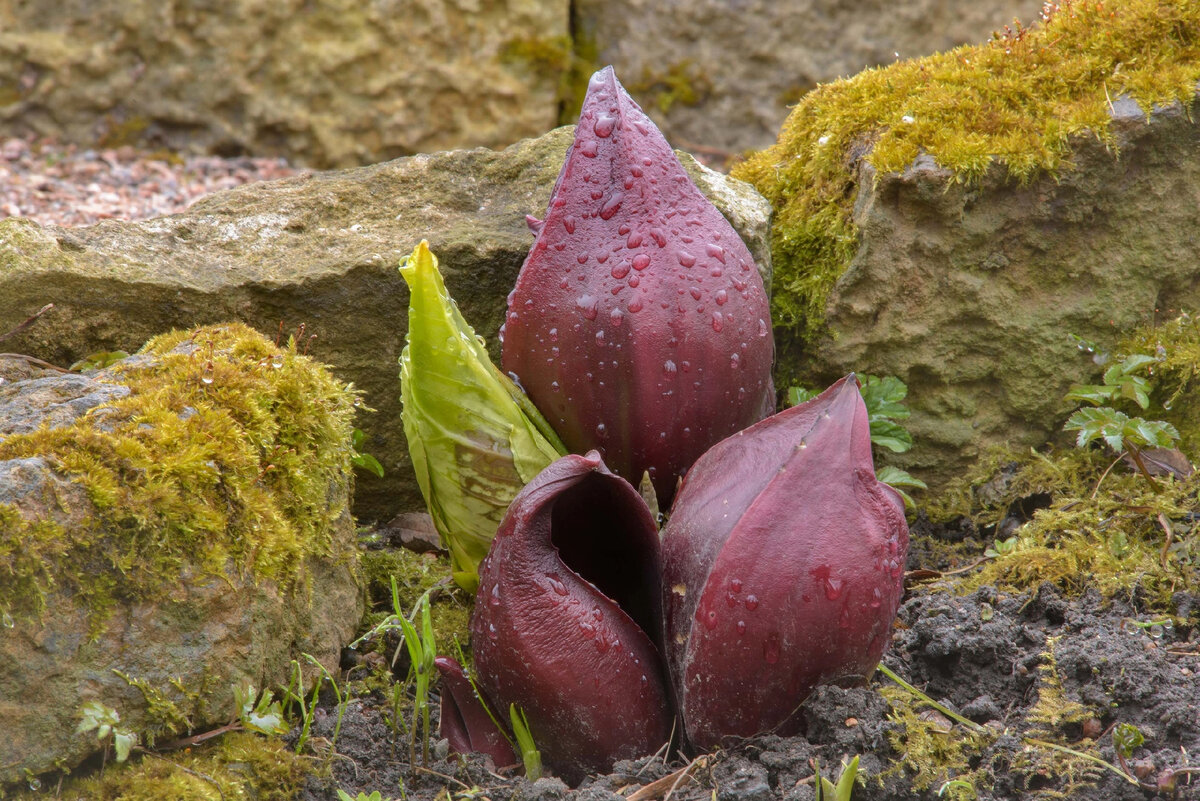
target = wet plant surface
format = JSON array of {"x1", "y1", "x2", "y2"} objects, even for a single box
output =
[{"x1": 288, "y1": 523, "x2": 1200, "y2": 801}]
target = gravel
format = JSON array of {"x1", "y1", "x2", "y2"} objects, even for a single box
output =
[{"x1": 0, "y1": 136, "x2": 309, "y2": 228}]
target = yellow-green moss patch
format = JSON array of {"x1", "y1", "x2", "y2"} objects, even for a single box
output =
[
  {"x1": 732, "y1": 0, "x2": 1200, "y2": 342},
  {"x1": 9, "y1": 732, "x2": 311, "y2": 801},
  {"x1": 0, "y1": 322, "x2": 359, "y2": 626}
]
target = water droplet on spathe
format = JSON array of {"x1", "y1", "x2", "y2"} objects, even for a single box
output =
[
  {"x1": 663, "y1": 360, "x2": 677, "y2": 377},
  {"x1": 628, "y1": 296, "x2": 643, "y2": 312},
  {"x1": 580, "y1": 140, "x2": 598, "y2": 157},
  {"x1": 611, "y1": 261, "x2": 631, "y2": 279},
  {"x1": 595, "y1": 422, "x2": 608, "y2": 439},
  {"x1": 690, "y1": 287, "x2": 703, "y2": 301},
  {"x1": 712, "y1": 312, "x2": 724, "y2": 333},
  {"x1": 745, "y1": 594, "x2": 759, "y2": 611},
  {"x1": 594, "y1": 113, "x2": 617, "y2": 138},
  {"x1": 633, "y1": 254, "x2": 651, "y2": 271},
  {"x1": 706, "y1": 242, "x2": 726, "y2": 263},
  {"x1": 736, "y1": 620, "x2": 747, "y2": 636},
  {"x1": 678, "y1": 251, "x2": 696, "y2": 267},
  {"x1": 599, "y1": 192, "x2": 624, "y2": 220},
  {"x1": 715, "y1": 289, "x2": 728, "y2": 305},
  {"x1": 610, "y1": 308, "x2": 624, "y2": 326},
  {"x1": 577, "y1": 294, "x2": 599, "y2": 320}
]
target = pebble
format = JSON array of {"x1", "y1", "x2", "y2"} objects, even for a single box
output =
[{"x1": 0, "y1": 135, "x2": 307, "y2": 228}]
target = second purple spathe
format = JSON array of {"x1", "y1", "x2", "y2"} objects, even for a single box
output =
[{"x1": 501, "y1": 66, "x2": 774, "y2": 507}]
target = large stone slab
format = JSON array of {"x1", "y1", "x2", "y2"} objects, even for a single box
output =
[
  {"x1": 0, "y1": 126, "x2": 773, "y2": 523},
  {"x1": 0, "y1": 0, "x2": 568, "y2": 167},
  {"x1": 810, "y1": 95, "x2": 1200, "y2": 487},
  {"x1": 576, "y1": 0, "x2": 1044, "y2": 158}
]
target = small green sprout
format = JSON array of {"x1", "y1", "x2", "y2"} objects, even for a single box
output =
[
  {"x1": 984, "y1": 535, "x2": 1019, "y2": 559},
  {"x1": 1112, "y1": 722, "x2": 1145, "y2": 760},
  {"x1": 69, "y1": 350, "x2": 130, "y2": 371},
  {"x1": 336, "y1": 790, "x2": 388, "y2": 801},
  {"x1": 509, "y1": 703, "x2": 543, "y2": 781},
  {"x1": 233, "y1": 683, "x2": 289, "y2": 736},
  {"x1": 813, "y1": 754, "x2": 860, "y2": 801},
  {"x1": 393, "y1": 580, "x2": 437, "y2": 766},
  {"x1": 76, "y1": 700, "x2": 138, "y2": 763}
]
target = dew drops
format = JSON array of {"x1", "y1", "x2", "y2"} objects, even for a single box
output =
[
  {"x1": 715, "y1": 289, "x2": 728, "y2": 305},
  {"x1": 627, "y1": 232, "x2": 643, "y2": 248},
  {"x1": 270, "y1": 353, "x2": 284, "y2": 369},
  {"x1": 594, "y1": 113, "x2": 617, "y2": 138},
  {"x1": 633, "y1": 254, "x2": 651, "y2": 271},
  {"x1": 824, "y1": 575, "x2": 844, "y2": 601},
  {"x1": 618, "y1": 223, "x2": 631, "y2": 235},
  {"x1": 705, "y1": 242, "x2": 726, "y2": 263},
  {"x1": 729, "y1": 352, "x2": 740, "y2": 368},
  {"x1": 689, "y1": 286, "x2": 703, "y2": 301},
  {"x1": 595, "y1": 422, "x2": 608, "y2": 439},
  {"x1": 489, "y1": 584, "x2": 501, "y2": 607},
  {"x1": 599, "y1": 191, "x2": 624, "y2": 220},
  {"x1": 628, "y1": 296, "x2": 644, "y2": 313},
  {"x1": 577, "y1": 294, "x2": 599, "y2": 320},
  {"x1": 745, "y1": 594, "x2": 759, "y2": 611},
  {"x1": 758, "y1": 318, "x2": 769, "y2": 337},
  {"x1": 200, "y1": 362, "x2": 215, "y2": 384},
  {"x1": 580, "y1": 140, "x2": 599, "y2": 157},
  {"x1": 549, "y1": 327, "x2": 559, "y2": 342},
  {"x1": 628, "y1": 274, "x2": 640, "y2": 288},
  {"x1": 729, "y1": 578, "x2": 743, "y2": 593},
  {"x1": 678, "y1": 250, "x2": 696, "y2": 267},
  {"x1": 610, "y1": 261, "x2": 630, "y2": 279},
  {"x1": 704, "y1": 609, "x2": 719, "y2": 630},
  {"x1": 550, "y1": 380, "x2": 561, "y2": 392},
  {"x1": 487, "y1": 623, "x2": 498, "y2": 641},
  {"x1": 663, "y1": 359, "x2": 678, "y2": 377},
  {"x1": 736, "y1": 620, "x2": 747, "y2": 636},
  {"x1": 610, "y1": 308, "x2": 624, "y2": 327},
  {"x1": 712, "y1": 312, "x2": 724, "y2": 333},
  {"x1": 549, "y1": 577, "x2": 568, "y2": 596},
  {"x1": 650, "y1": 228, "x2": 667, "y2": 247}
]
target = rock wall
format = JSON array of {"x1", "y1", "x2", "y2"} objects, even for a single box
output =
[
  {"x1": 0, "y1": 126, "x2": 772, "y2": 524},
  {"x1": 809, "y1": 95, "x2": 1200, "y2": 488},
  {"x1": 0, "y1": 0, "x2": 1040, "y2": 165},
  {"x1": 0, "y1": 0, "x2": 569, "y2": 167},
  {"x1": 576, "y1": 0, "x2": 1045, "y2": 158}
]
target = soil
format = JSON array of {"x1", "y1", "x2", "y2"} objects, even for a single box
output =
[{"x1": 293, "y1": 525, "x2": 1200, "y2": 801}]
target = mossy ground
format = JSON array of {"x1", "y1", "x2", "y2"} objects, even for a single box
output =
[
  {"x1": 732, "y1": 0, "x2": 1200, "y2": 345},
  {"x1": 0, "y1": 322, "x2": 360, "y2": 627}
]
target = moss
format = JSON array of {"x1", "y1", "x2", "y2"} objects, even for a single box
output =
[
  {"x1": 0, "y1": 322, "x2": 359, "y2": 628},
  {"x1": 360, "y1": 546, "x2": 472, "y2": 660},
  {"x1": 9, "y1": 732, "x2": 311, "y2": 801},
  {"x1": 731, "y1": 0, "x2": 1200, "y2": 344},
  {"x1": 98, "y1": 115, "x2": 151, "y2": 149},
  {"x1": 627, "y1": 61, "x2": 713, "y2": 116},
  {"x1": 880, "y1": 685, "x2": 989, "y2": 793},
  {"x1": 1120, "y1": 311, "x2": 1200, "y2": 457},
  {"x1": 924, "y1": 444, "x2": 1200, "y2": 607}
]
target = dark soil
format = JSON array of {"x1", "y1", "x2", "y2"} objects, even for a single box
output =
[{"x1": 295, "y1": 534, "x2": 1200, "y2": 801}]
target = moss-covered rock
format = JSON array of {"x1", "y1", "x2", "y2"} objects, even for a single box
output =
[
  {"x1": 0, "y1": 0, "x2": 569, "y2": 167},
  {"x1": 0, "y1": 323, "x2": 363, "y2": 788},
  {"x1": 733, "y1": 0, "x2": 1200, "y2": 489},
  {"x1": 0, "y1": 126, "x2": 771, "y2": 524}
]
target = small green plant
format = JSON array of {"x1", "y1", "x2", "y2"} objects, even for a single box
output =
[
  {"x1": 234, "y1": 683, "x2": 289, "y2": 736},
  {"x1": 789, "y1": 374, "x2": 927, "y2": 507},
  {"x1": 813, "y1": 754, "x2": 860, "y2": 801},
  {"x1": 336, "y1": 790, "x2": 389, "y2": 801},
  {"x1": 351, "y1": 428, "x2": 385, "y2": 478},
  {"x1": 984, "y1": 535, "x2": 1018, "y2": 559},
  {"x1": 509, "y1": 703, "x2": 543, "y2": 781},
  {"x1": 281, "y1": 654, "x2": 347, "y2": 755},
  {"x1": 937, "y1": 778, "x2": 978, "y2": 800},
  {"x1": 395, "y1": 582, "x2": 437, "y2": 766},
  {"x1": 76, "y1": 700, "x2": 138, "y2": 763},
  {"x1": 69, "y1": 350, "x2": 130, "y2": 371},
  {"x1": 1063, "y1": 352, "x2": 1180, "y2": 491}
]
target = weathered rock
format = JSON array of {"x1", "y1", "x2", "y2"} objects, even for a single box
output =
[
  {"x1": 0, "y1": 126, "x2": 772, "y2": 523},
  {"x1": 0, "y1": 0, "x2": 568, "y2": 167},
  {"x1": 811, "y1": 95, "x2": 1200, "y2": 487},
  {"x1": 576, "y1": 0, "x2": 1044, "y2": 158},
  {"x1": 0, "y1": 323, "x2": 363, "y2": 786}
]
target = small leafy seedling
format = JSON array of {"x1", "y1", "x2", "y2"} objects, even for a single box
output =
[
  {"x1": 789, "y1": 374, "x2": 927, "y2": 508},
  {"x1": 509, "y1": 703, "x2": 543, "y2": 781},
  {"x1": 351, "y1": 428, "x2": 385, "y2": 478},
  {"x1": 985, "y1": 535, "x2": 1018, "y2": 559},
  {"x1": 76, "y1": 700, "x2": 138, "y2": 763},
  {"x1": 1063, "y1": 351, "x2": 1179, "y2": 492},
  {"x1": 234, "y1": 683, "x2": 289, "y2": 736}
]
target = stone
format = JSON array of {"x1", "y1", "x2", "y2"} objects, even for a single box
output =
[
  {"x1": 0, "y1": 126, "x2": 772, "y2": 523},
  {"x1": 0, "y1": 0, "x2": 568, "y2": 167},
  {"x1": 0, "y1": 323, "x2": 363, "y2": 787},
  {"x1": 813, "y1": 94, "x2": 1200, "y2": 488},
  {"x1": 575, "y1": 0, "x2": 1044, "y2": 158}
]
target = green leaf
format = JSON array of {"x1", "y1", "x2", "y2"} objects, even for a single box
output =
[
  {"x1": 786, "y1": 385, "x2": 818, "y2": 407},
  {"x1": 1064, "y1": 384, "x2": 1116, "y2": 407},
  {"x1": 876, "y1": 465, "x2": 927, "y2": 490},
  {"x1": 351, "y1": 452, "x2": 385, "y2": 478},
  {"x1": 1064, "y1": 407, "x2": 1129, "y2": 450},
  {"x1": 1112, "y1": 723, "x2": 1144, "y2": 759},
  {"x1": 861, "y1": 375, "x2": 910, "y2": 420},
  {"x1": 113, "y1": 730, "x2": 137, "y2": 762},
  {"x1": 1127, "y1": 418, "x2": 1179, "y2": 449},
  {"x1": 510, "y1": 704, "x2": 542, "y2": 781},
  {"x1": 399, "y1": 241, "x2": 567, "y2": 592},
  {"x1": 1118, "y1": 353, "x2": 1157, "y2": 376},
  {"x1": 833, "y1": 755, "x2": 860, "y2": 801},
  {"x1": 868, "y1": 419, "x2": 913, "y2": 453}
]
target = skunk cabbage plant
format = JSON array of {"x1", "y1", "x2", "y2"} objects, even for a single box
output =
[
  {"x1": 661, "y1": 376, "x2": 909, "y2": 748},
  {"x1": 462, "y1": 377, "x2": 908, "y2": 778},
  {"x1": 399, "y1": 240, "x2": 566, "y2": 591},
  {"x1": 433, "y1": 656, "x2": 517, "y2": 768},
  {"x1": 469, "y1": 451, "x2": 673, "y2": 784},
  {"x1": 501, "y1": 66, "x2": 774, "y2": 505}
]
